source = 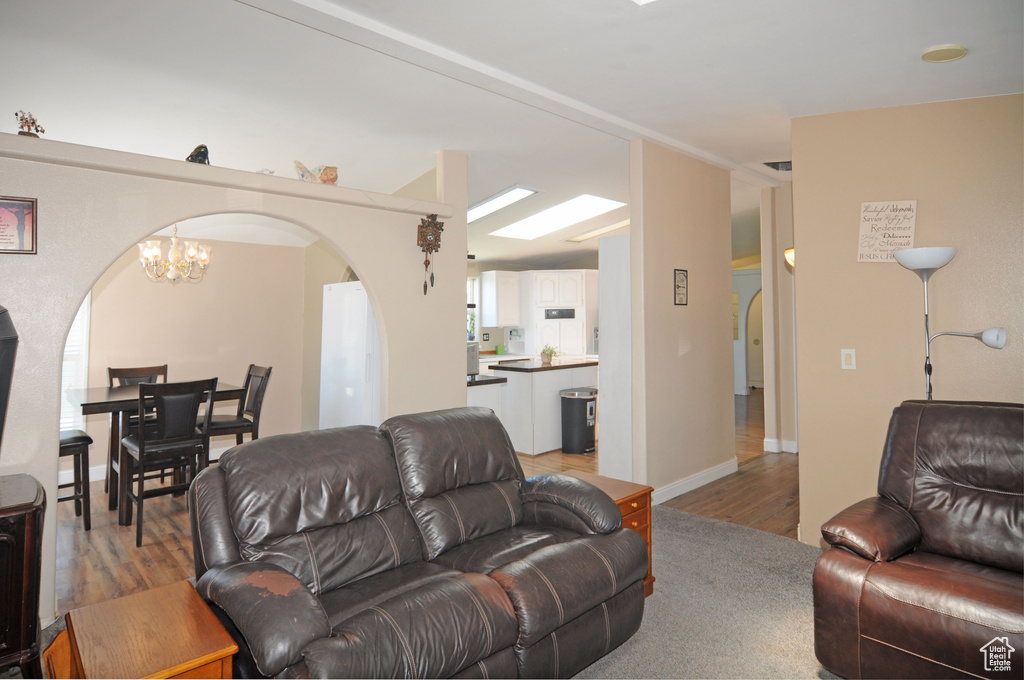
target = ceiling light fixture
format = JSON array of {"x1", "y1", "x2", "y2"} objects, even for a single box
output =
[
  {"x1": 921, "y1": 44, "x2": 967, "y2": 63},
  {"x1": 137, "y1": 225, "x2": 211, "y2": 283},
  {"x1": 630, "y1": 0, "x2": 659, "y2": 5},
  {"x1": 567, "y1": 219, "x2": 631, "y2": 243},
  {"x1": 467, "y1": 186, "x2": 536, "y2": 223},
  {"x1": 490, "y1": 195, "x2": 627, "y2": 241}
]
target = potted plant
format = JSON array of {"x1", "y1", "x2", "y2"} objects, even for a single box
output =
[
  {"x1": 467, "y1": 312, "x2": 476, "y2": 341},
  {"x1": 540, "y1": 344, "x2": 558, "y2": 365}
]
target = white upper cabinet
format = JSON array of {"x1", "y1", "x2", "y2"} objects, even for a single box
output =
[
  {"x1": 535, "y1": 273, "x2": 559, "y2": 307},
  {"x1": 534, "y1": 271, "x2": 584, "y2": 307},
  {"x1": 557, "y1": 272, "x2": 584, "y2": 307},
  {"x1": 479, "y1": 270, "x2": 521, "y2": 327}
]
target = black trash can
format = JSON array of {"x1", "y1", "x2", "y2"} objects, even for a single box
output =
[{"x1": 560, "y1": 387, "x2": 597, "y2": 454}]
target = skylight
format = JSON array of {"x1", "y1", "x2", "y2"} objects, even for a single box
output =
[
  {"x1": 467, "y1": 186, "x2": 536, "y2": 223},
  {"x1": 567, "y1": 219, "x2": 630, "y2": 243},
  {"x1": 489, "y1": 195, "x2": 626, "y2": 241}
]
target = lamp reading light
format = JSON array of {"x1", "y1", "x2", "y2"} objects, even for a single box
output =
[{"x1": 894, "y1": 247, "x2": 1007, "y2": 399}]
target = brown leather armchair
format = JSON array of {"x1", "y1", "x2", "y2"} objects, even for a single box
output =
[{"x1": 813, "y1": 400, "x2": 1023, "y2": 679}]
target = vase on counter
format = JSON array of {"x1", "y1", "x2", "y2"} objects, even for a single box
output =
[{"x1": 541, "y1": 352, "x2": 553, "y2": 365}]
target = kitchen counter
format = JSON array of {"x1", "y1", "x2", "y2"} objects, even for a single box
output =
[
  {"x1": 467, "y1": 374, "x2": 508, "y2": 387},
  {"x1": 490, "y1": 358, "x2": 598, "y2": 373}
]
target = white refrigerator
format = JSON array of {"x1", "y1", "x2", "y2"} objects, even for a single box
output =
[{"x1": 319, "y1": 281, "x2": 381, "y2": 428}]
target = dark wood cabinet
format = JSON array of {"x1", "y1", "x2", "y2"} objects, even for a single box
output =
[{"x1": 0, "y1": 474, "x2": 45, "y2": 678}]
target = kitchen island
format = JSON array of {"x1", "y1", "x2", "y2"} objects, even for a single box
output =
[
  {"x1": 492, "y1": 359, "x2": 598, "y2": 455},
  {"x1": 466, "y1": 374, "x2": 507, "y2": 418}
]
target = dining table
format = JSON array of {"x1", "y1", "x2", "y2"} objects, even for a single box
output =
[{"x1": 66, "y1": 382, "x2": 245, "y2": 526}]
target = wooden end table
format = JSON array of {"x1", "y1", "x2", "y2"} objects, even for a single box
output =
[
  {"x1": 65, "y1": 580, "x2": 237, "y2": 679},
  {"x1": 564, "y1": 470, "x2": 655, "y2": 596}
]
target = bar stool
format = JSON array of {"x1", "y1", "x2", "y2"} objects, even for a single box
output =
[{"x1": 58, "y1": 429, "x2": 92, "y2": 531}]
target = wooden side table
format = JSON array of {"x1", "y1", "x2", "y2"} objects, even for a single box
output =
[
  {"x1": 564, "y1": 470, "x2": 655, "y2": 596},
  {"x1": 66, "y1": 580, "x2": 238, "y2": 679}
]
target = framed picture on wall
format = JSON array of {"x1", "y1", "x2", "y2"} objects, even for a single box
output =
[
  {"x1": 674, "y1": 268, "x2": 687, "y2": 306},
  {"x1": 0, "y1": 197, "x2": 37, "y2": 255}
]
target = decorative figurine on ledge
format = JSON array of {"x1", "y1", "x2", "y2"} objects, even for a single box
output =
[
  {"x1": 186, "y1": 144, "x2": 210, "y2": 164},
  {"x1": 15, "y1": 111, "x2": 44, "y2": 137},
  {"x1": 294, "y1": 161, "x2": 338, "y2": 184}
]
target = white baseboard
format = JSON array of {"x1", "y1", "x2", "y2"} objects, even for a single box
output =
[
  {"x1": 764, "y1": 438, "x2": 799, "y2": 454},
  {"x1": 651, "y1": 457, "x2": 739, "y2": 505}
]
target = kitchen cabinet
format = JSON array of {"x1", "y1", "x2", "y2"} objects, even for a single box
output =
[
  {"x1": 538, "y1": 320, "x2": 585, "y2": 356},
  {"x1": 534, "y1": 272, "x2": 583, "y2": 307},
  {"x1": 479, "y1": 271, "x2": 520, "y2": 327},
  {"x1": 494, "y1": 360, "x2": 599, "y2": 455}
]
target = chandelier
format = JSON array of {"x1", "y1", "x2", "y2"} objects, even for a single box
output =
[{"x1": 137, "y1": 225, "x2": 211, "y2": 283}]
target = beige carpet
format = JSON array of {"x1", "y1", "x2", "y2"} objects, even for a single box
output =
[{"x1": 575, "y1": 505, "x2": 838, "y2": 679}]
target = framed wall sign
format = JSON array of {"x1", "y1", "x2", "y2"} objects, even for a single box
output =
[
  {"x1": 0, "y1": 197, "x2": 37, "y2": 255},
  {"x1": 674, "y1": 268, "x2": 688, "y2": 306}
]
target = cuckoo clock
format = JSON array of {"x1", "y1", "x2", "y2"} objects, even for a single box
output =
[{"x1": 417, "y1": 214, "x2": 444, "y2": 295}]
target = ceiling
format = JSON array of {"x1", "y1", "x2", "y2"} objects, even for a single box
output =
[{"x1": 3, "y1": 0, "x2": 1021, "y2": 267}]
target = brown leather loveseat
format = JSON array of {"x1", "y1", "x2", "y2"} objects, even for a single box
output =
[
  {"x1": 188, "y1": 407, "x2": 648, "y2": 678},
  {"x1": 813, "y1": 400, "x2": 1023, "y2": 679}
]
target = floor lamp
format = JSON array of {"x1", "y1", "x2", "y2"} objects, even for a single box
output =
[{"x1": 894, "y1": 247, "x2": 1006, "y2": 400}]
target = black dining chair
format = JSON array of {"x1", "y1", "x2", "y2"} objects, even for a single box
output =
[
  {"x1": 208, "y1": 364, "x2": 272, "y2": 446},
  {"x1": 106, "y1": 365, "x2": 168, "y2": 490},
  {"x1": 118, "y1": 378, "x2": 216, "y2": 547},
  {"x1": 58, "y1": 429, "x2": 93, "y2": 531}
]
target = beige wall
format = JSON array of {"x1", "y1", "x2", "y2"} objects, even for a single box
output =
[
  {"x1": 793, "y1": 95, "x2": 1024, "y2": 544},
  {"x1": 0, "y1": 135, "x2": 465, "y2": 620},
  {"x1": 629, "y1": 139, "x2": 737, "y2": 496},
  {"x1": 760, "y1": 185, "x2": 798, "y2": 452},
  {"x1": 300, "y1": 239, "x2": 355, "y2": 431},
  {"x1": 85, "y1": 239, "x2": 306, "y2": 458}
]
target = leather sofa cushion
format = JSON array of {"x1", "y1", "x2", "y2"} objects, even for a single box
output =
[
  {"x1": 878, "y1": 401, "x2": 1023, "y2": 573},
  {"x1": 219, "y1": 427, "x2": 423, "y2": 594},
  {"x1": 490, "y1": 529, "x2": 649, "y2": 647},
  {"x1": 431, "y1": 525, "x2": 580, "y2": 574},
  {"x1": 301, "y1": 573, "x2": 518, "y2": 679},
  {"x1": 859, "y1": 551, "x2": 1023, "y2": 677},
  {"x1": 318, "y1": 561, "x2": 459, "y2": 629},
  {"x1": 382, "y1": 407, "x2": 526, "y2": 559},
  {"x1": 515, "y1": 580, "x2": 645, "y2": 679}
]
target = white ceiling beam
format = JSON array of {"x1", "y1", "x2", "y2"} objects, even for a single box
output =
[{"x1": 234, "y1": 0, "x2": 781, "y2": 188}]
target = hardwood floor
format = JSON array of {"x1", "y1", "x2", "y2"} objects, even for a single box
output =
[
  {"x1": 55, "y1": 392, "x2": 794, "y2": 613},
  {"x1": 663, "y1": 389, "x2": 800, "y2": 539}
]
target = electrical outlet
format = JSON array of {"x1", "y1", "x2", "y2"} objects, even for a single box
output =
[
  {"x1": 482, "y1": 332, "x2": 489, "y2": 342},
  {"x1": 841, "y1": 349, "x2": 857, "y2": 370}
]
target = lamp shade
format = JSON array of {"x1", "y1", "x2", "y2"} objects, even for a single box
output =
[
  {"x1": 893, "y1": 247, "x2": 957, "y2": 276},
  {"x1": 979, "y1": 327, "x2": 1007, "y2": 349}
]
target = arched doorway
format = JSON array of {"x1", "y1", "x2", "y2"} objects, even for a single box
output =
[{"x1": 56, "y1": 213, "x2": 380, "y2": 612}]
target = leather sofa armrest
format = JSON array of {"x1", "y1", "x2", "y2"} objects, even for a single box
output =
[
  {"x1": 196, "y1": 562, "x2": 330, "y2": 677},
  {"x1": 820, "y1": 496, "x2": 922, "y2": 562},
  {"x1": 521, "y1": 473, "x2": 622, "y2": 534}
]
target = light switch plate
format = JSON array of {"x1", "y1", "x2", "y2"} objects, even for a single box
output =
[
  {"x1": 841, "y1": 349, "x2": 857, "y2": 370},
  {"x1": 482, "y1": 333, "x2": 489, "y2": 341}
]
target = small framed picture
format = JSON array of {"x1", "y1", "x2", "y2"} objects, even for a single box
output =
[
  {"x1": 0, "y1": 197, "x2": 37, "y2": 255},
  {"x1": 674, "y1": 268, "x2": 688, "y2": 306}
]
